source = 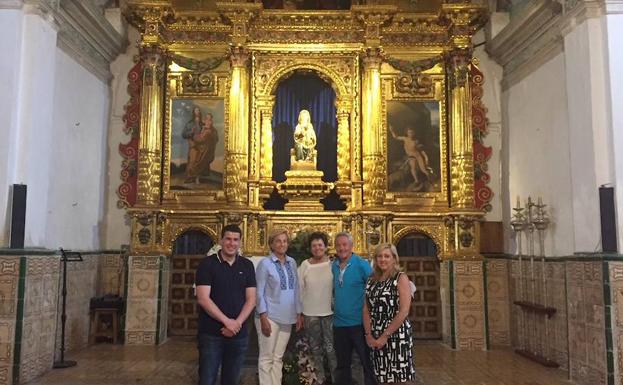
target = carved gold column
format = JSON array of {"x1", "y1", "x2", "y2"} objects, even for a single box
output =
[
  {"x1": 137, "y1": 47, "x2": 165, "y2": 205},
  {"x1": 361, "y1": 49, "x2": 385, "y2": 207},
  {"x1": 225, "y1": 47, "x2": 250, "y2": 205},
  {"x1": 335, "y1": 99, "x2": 351, "y2": 181},
  {"x1": 258, "y1": 96, "x2": 275, "y2": 182},
  {"x1": 448, "y1": 51, "x2": 474, "y2": 209},
  {"x1": 335, "y1": 99, "x2": 351, "y2": 199}
]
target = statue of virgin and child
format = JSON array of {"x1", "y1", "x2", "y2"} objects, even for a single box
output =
[{"x1": 293, "y1": 109, "x2": 317, "y2": 163}]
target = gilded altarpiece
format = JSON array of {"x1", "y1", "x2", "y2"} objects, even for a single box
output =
[{"x1": 123, "y1": 0, "x2": 489, "y2": 349}]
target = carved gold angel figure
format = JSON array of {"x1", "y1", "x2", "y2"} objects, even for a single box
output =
[{"x1": 293, "y1": 109, "x2": 317, "y2": 162}]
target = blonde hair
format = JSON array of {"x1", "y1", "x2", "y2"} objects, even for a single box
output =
[
  {"x1": 268, "y1": 228, "x2": 289, "y2": 251},
  {"x1": 371, "y1": 243, "x2": 401, "y2": 281}
]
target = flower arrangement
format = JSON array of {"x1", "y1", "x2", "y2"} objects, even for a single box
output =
[{"x1": 282, "y1": 331, "x2": 318, "y2": 385}]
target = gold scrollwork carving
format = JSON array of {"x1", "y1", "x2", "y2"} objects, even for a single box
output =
[
  {"x1": 362, "y1": 155, "x2": 386, "y2": 206},
  {"x1": 451, "y1": 155, "x2": 475, "y2": 209},
  {"x1": 179, "y1": 72, "x2": 217, "y2": 94},
  {"x1": 225, "y1": 153, "x2": 247, "y2": 204},
  {"x1": 137, "y1": 149, "x2": 161, "y2": 204}
]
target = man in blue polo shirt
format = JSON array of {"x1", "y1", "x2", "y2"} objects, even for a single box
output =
[
  {"x1": 195, "y1": 224, "x2": 256, "y2": 385},
  {"x1": 332, "y1": 232, "x2": 377, "y2": 385}
]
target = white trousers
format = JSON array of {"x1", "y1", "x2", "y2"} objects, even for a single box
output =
[{"x1": 255, "y1": 317, "x2": 292, "y2": 385}]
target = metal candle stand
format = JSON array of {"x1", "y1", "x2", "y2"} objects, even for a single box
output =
[{"x1": 510, "y1": 196, "x2": 557, "y2": 367}]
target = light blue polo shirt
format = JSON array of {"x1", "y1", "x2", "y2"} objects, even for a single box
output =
[{"x1": 332, "y1": 253, "x2": 372, "y2": 327}]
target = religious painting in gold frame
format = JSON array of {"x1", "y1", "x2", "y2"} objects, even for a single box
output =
[
  {"x1": 162, "y1": 62, "x2": 230, "y2": 202},
  {"x1": 386, "y1": 100, "x2": 441, "y2": 193},
  {"x1": 381, "y1": 63, "x2": 447, "y2": 205}
]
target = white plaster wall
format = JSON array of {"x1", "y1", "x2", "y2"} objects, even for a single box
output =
[
  {"x1": 505, "y1": 53, "x2": 574, "y2": 256},
  {"x1": 606, "y1": 13, "x2": 623, "y2": 252},
  {"x1": 563, "y1": 17, "x2": 613, "y2": 252},
  {"x1": 14, "y1": 12, "x2": 57, "y2": 247},
  {"x1": 45, "y1": 48, "x2": 109, "y2": 249},
  {"x1": 475, "y1": 29, "x2": 504, "y2": 222},
  {"x1": 102, "y1": 27, "x2": 139, "y2": 249},
  {"x1": 0, "y1": 9, "x2": 23, "y2": 246}
]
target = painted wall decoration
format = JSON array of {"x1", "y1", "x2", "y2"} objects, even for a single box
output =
[
  {"x1": 117, "y1": 60, "x2": 141, "y2": 208},
  {"x1": 471, "y1": 61, "x2": 493, "y2": 211},
  {"x1": 169, "y1": 98, "x2": 225, "y2": 190},
  {"x1": 386, "y1": 100, "x2": 441, "y2": 193}
]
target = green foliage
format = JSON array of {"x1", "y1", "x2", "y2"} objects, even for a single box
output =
[{"x1": 287, "y1": 231, "x2": 311, "y2": 266}]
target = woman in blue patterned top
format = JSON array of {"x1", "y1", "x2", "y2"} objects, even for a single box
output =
[{"x1": 255, "y1": 229, "x2": 303, "y2": 385}]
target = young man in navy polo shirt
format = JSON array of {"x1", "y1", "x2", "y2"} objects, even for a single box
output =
[
  {"x1": 195, "y1": 224, "x2": 256, "y2": 385},
  {"x1": 332, "y1": 232, "x2": 378, "y2": 385}
]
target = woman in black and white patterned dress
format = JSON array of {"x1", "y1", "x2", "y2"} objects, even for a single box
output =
[{"x1": 363, "y1": 243, "x2": 416, "y2": 384}]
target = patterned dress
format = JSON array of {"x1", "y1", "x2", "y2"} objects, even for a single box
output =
[{"x1": 365, "y1": 272, "x2": 416, "y2": 383}]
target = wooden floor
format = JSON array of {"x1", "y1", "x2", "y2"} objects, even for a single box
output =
[{"x1": 26, "y1": 338, "x2": 571, "y2": 385}]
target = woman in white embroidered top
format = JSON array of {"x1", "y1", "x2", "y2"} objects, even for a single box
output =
[
  {"x1": 298, "y1": 232, "x2": 337, "y2": 385},
  {"x1": 256, "y1": 229, "x2": 303, "y2": 385}
]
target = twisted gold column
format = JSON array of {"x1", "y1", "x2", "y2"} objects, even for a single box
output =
[
  {"x1": 258, "y1": 97, "x2": 275, "y2": 181},
  {"x1": 137, "y1": 48, "x2": 165, "y2": 205},
  {"x1": 361, "y1": 49, "x2": 384, "y2": 207},
  {"x1": 336, "y1": 99, "x2": 351, "y2": 182},
  {"x1": 448, "y1": 52, "x2": 474, "y2": 209},
  {"x1": 225, "y1": 47, "x2": 250, "y2": 205}
]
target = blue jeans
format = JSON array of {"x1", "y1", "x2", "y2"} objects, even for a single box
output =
[{"x1": 198, "y1": 333, "x2": 248, "y2": 385}]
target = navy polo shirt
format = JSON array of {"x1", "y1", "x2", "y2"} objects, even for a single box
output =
[{"x1": 195, "y1": 252, "x2": 256, "y2": 337}]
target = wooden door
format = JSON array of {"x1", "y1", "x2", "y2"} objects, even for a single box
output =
[
  {"x1": 169, "y1": 231, "x2": 214, "y2": 336},
  {"x1": 397, "y1": 234, "x2": 441, "y2": 340}
]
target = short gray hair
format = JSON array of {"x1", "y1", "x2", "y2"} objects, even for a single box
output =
[{"x1": 334, "y1": 232, "x2": 353, "y2": 245}]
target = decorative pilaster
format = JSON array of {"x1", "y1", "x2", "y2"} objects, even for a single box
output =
[
  {"x1": 361, "y1": 49, "x2": 385, "y2": 207},
  {"x1": 137, "y1": 47, "x2": 165, "y2": 206},
  {"x1": 225, "y1": 47, "x2": 250, "y2": 205}
]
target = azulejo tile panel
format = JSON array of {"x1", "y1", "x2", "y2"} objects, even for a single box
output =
[
  {"x1": 19, "y1": 256, "x2": 60, "y2": 384},
  {"x1": 99, "y1": 254, "x2": 126, "y2": 296},
  {"x1": 486, "y1": 260, "x2": 511, "y2": 346},
  {"x1": 0, "y1": 256, "x2": 19, "y2": 385},
  {"x1": 453, "y1": 261, "x2": 485, "y2": 350},
  {"x1": 125, "y1": 256, "x2": 167, "y2": 345},
  {"x1": 608, "y1": 261, "x2": 623, "y2": 385}
]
